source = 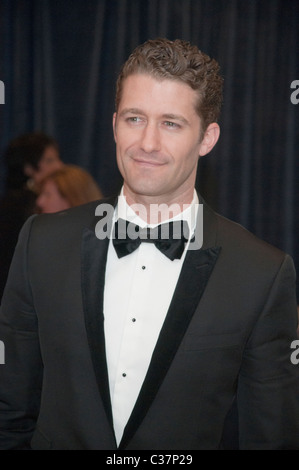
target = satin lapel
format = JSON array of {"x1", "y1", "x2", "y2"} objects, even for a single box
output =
[
  {"x1": 81, "y1": 197, "x2": 116, "y2": 430},
  {"x1": 119, "y1": 201, "x2": 221, "y2": 449}
]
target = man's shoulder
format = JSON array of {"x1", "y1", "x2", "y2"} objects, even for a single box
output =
[
  {"x1": 205, "y1": 203, "x2": 289, "y2": 269},
  {"x1": 16, "y1": 197, "x2": 116, "y2": 252}
]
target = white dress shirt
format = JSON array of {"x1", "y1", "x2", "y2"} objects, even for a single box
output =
[{"x1": 103, "y1": 189, "x2": 199, "y2": 445}]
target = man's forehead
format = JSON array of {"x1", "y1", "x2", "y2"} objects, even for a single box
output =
[{"x1": 119, "y1": 73, "x2": 199, "y2": 112}]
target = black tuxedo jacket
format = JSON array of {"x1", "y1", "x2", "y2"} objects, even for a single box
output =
[{"x1": 0, "y1": 196, "x2": 299, "y2": 450}]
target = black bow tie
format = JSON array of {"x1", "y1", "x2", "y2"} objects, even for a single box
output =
[{"x1": 112, "y1": 218, "x2": 189, "y2": 261}]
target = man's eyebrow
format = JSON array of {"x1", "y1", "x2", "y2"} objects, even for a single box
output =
[
  {"x1": 162, "y1": 114, "x2": 190, "y2": 126},
  {"x1": 118, "y1": 109, "x2": 190, "y2": 125},
  {"x1": 118, "y1": 108, "x2": 144, "y2": 117}
]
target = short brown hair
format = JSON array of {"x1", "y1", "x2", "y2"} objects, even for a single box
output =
[
  {"x1": 115, "y1": 38, "x2": 223, "y2": 136},
  {"x1": 39, "y1": 164, "x2": 102, "y2": 207}
]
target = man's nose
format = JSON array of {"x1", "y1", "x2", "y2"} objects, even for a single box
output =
[{"x1": 140, "y1": 123, "x2": 161, "y2": 153}]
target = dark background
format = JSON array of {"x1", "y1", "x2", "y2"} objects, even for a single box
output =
[{"x1": 0, "y1": 0, "x2": 299, "y2": 299}]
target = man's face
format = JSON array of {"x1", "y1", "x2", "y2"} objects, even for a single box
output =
[{"x1": 113, "y1": 73, "x2": 219, "y2": 205}]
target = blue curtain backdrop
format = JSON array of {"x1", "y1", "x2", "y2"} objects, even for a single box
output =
[{"x1": 0, "y1": 0, "x2": 299, "y2": 299}]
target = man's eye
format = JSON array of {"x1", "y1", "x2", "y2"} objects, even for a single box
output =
[
  {"x1": 164, "y1": 121, "x2": 178, "y2": 128},
  {"x1": 127, "y1": 116, "x2": 141, "y2": 123}
]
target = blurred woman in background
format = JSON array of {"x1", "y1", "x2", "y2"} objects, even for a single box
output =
[
  {"x1": 36, "y1": 164, "x2": 103, "y2": 213},
  {"x1": 0, "y1": 131, "x2": 63, "y2": 300}
]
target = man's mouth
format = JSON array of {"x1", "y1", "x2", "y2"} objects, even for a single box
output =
[{"x1": 133, "y1": 157, "x2": 166, "y2": 167}]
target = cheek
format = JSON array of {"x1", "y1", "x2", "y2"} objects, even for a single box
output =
[
  {"x1": 172, "y1": 144, "x2": 200, "y2": 176},
  {"x1": 117, "y1": 126, "x2": 142, "y2": 151},
  {"x1": 115, "y1": 134, "x2": 132, "y2": 169}
]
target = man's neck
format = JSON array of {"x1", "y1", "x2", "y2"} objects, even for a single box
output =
[{"x1": 122, "y1": 186, "x2": 195, "y2": 224}]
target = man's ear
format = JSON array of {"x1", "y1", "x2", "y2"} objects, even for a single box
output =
[
  {"x1": 112, "y1": 112, "x2": 117, "y2": 142},
  {"x1": 198, "y1": 123, "x2": 220, "y2": 157}
]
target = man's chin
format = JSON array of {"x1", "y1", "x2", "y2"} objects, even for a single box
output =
[{"x1": 124, "y1": 182, "x2": 167, "y2": 200}]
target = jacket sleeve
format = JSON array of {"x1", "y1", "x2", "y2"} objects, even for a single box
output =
[
  {"x1": 238, "y1": 254, "x2": 299, "y2": 449},
  {"x1": 0, "y1": 215, "x2": 43, "y2": 450}
]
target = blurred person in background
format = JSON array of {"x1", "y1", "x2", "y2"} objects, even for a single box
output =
[
  {"x1": 36, "y1": 164, "x2": 103, "y2": 214},
  {"x1": 4, "y1": 131, "x2": 63, "y2": 194},
  {"x1": 0, "y1": 131, "x2": 63, "y2": 300}
]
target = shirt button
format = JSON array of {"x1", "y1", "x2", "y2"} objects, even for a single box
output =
[
  {"x1": 142, "y1": 265, "x2": 146, "y2": 270},
  {"x1": 122, "y1": 373, "x2": 127, "y2": 377},
  {"x1": 132, "y1": 318, "x2": 136, "y2": 322}
]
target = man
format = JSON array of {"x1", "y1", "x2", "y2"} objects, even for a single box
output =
[{"x1": 0, "y1": 38, "x2": 298, "y2": 450}]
